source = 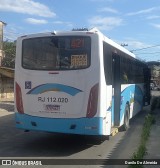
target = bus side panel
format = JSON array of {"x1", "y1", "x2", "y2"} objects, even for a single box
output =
[
  {"x1": 119, "y1": 84, "x2": 144, "y2": 126},
  {"x1": 101, "y1": 40, "x2": 112, "y2": 135}
]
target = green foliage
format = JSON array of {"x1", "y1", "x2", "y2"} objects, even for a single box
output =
[
  {"x1": 141, "y1": 114, "x2": 154, "y2": 142},
  {"x1": 1, "y1": 41, "x2": 16, "y2": 68},
  {"x1": 129, "y1": 114, "x2": 155, "y2": 168}
]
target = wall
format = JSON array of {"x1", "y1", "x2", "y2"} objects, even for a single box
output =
[{"x1": 0, "y1": 75, "x2": 14, "y2": 100}]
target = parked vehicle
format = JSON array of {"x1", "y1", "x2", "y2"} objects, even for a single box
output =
[{"x1": 15, "y1": 28, "x2": 150, "y2": 136}]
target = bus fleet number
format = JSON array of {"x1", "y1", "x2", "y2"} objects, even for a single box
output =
[{"x1": 38, "y1": 97, "x2": 68, "y2": 103}]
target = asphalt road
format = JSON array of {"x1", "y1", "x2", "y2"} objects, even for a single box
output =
[
  {"x1": 0, "y1": 110, "x2": 125, "y2": 162},
  {"x1": 0, "y1": 91, "x2": 159, "y2": 168}
]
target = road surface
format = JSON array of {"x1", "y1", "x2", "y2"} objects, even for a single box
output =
[{"x1": 0, "y1": 91, "x2": 159, "y2": 167}]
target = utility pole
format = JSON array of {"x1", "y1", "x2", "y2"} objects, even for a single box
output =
[{"x1": 0, "y1": 21, "x2": 7, "y2": 66}]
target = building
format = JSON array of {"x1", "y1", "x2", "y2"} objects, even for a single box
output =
[
  {"x1": 0, "y1": 67, "x2": 14, "y2": 100},
  {"x1": 0, "y1": 21, "x2": 7, "y2": 66},
  {"x1": 147, "y1": 61, "x2": 160, "y2": 89}
]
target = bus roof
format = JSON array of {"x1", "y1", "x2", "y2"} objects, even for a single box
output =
[
  {"x1": 91, "y1": 28, "x2": 136, "y2": 59},
  {"x1": 19, "y1": 27, "x2": 136, "y2": 59}
]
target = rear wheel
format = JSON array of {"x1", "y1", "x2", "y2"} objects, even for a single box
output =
[{"x1": 122, "y1": 104, "x2": 130, "y2": 131}]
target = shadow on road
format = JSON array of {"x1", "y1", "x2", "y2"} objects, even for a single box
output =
[
  {"x1": 99, "y1": 109, "x2": 150, "y2": 168},
  {"x1": 0, "y1": 114, "x2": 105, "y2": 157},
  {"x1": 107, "y1": 109, "x2": 149, "y2": 159},
  {"x1": 25, "y1": 133, "x2": 105, "y2": 157}
]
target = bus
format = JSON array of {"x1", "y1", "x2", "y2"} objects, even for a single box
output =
[{"x1": 15, "y1": 28, "x2": 150, "y2": 136}]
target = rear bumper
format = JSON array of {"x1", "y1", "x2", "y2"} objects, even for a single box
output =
[{"x1": 15, "y1": 113, "x2": 104, "y2": 135}]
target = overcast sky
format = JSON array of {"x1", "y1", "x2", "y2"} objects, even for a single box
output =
[{"x1": 0, "y1": 0, "x2": 160, "y2": 61}]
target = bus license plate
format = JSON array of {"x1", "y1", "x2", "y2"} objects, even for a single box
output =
[{"x1": 44, "y1": 104, "x2": 60, "y2": 111}]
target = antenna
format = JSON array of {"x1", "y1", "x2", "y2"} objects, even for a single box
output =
[
  {"x1": 121, "y1": 43, "x2": 128, "y2": 47},
  {"x1": 72, "y1": 28, "x2": 88, "y2": 31},
  {"x1": 51, "y1": 31, "x2": 56, "y2": 35}
]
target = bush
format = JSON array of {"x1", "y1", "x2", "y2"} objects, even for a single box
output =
[{"x1": 129, "y1": 114, "x2": 155, "y2": 168}]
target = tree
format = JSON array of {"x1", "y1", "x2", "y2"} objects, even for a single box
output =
[{"x1": 1, "y1": 41, "x2": 16, "y2": 68}]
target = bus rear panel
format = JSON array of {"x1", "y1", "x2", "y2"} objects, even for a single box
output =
[{"x1": 15, "y1": 31, "x2": 111, "y2": 136}]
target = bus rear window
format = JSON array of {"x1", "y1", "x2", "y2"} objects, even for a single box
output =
[{"x1": 22, "y1": 36, "x2": 91, "y2": 70}]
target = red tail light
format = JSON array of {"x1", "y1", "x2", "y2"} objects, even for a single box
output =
[
  {"x1": 16, "y1": 82, "x2": 24, "y2": 114},
  {"x1": 86, "y1": 83, "x2": 99, "y2": 118}
]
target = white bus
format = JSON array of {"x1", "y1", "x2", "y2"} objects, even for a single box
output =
[{"x1": 15, "y1": 28, "x2": 150, "y2": 136}]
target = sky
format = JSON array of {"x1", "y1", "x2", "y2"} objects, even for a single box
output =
[{"x1": 0, "y1": 0, "x2": 160, "y2": 62}]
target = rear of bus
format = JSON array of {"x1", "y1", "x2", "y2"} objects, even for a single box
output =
[{"x1": 15, "y1": 30, "x2": 111, "y2": 135}]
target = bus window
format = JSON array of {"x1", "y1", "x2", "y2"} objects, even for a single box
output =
[
  {"x1": 22, "y1": 36, "x2": 91, "y2": 70},
  {"x1": 103, "y1": 42, "x2": 112, "y2": 85}
]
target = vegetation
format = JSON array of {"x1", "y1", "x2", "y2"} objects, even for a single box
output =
[
  {"x1": 128, "y1": 96, "x2": 160, "y2": 168},
  {"x1": 129, "y1": 114, "x2": 155, "y2": 168},
  {"x1": 1, "y1": 41, "x2": 16, "y2": 68},
  {"x1": 129, "y1": 96, "x2": 160, "y2": 168}
]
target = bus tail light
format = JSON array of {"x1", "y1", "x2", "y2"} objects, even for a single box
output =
[
  {"x1": 16, "y1": 82, "x2": 24, "y2": 114},
  {"x1": 86, "y1": 83, "x2": 99, "y2": 118}
]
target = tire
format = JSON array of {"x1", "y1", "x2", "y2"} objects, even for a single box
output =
[{"x1": 122, "y1": 104, "x2": 130, "y2": 131}]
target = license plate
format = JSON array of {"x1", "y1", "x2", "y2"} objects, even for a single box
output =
[{"x1": 44, "y1": 104, "x2": 60, "y2": 111}]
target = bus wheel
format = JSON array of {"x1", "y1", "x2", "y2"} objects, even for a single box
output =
[{"x1": 122, "y1": 105, "x2": 130, "y2": 131}]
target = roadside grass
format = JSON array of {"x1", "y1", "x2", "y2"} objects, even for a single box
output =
[{"x1": 128, "y1": 96, "x2": 160, "y2": 168}]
